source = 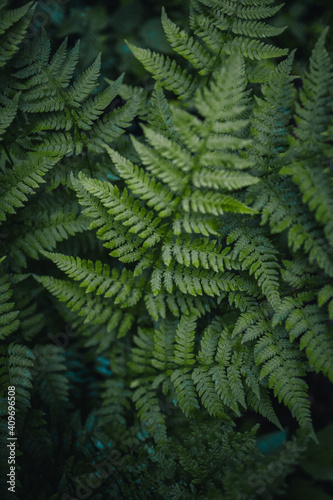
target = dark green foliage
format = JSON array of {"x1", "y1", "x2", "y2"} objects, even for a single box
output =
[{"x1": 0, "y1": 1, "x2": 333, "y2": 499}]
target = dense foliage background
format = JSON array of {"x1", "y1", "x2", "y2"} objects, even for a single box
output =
[
  {"x1": 8, "y1": 0, "x2": 333, "y2": 82},
  {"x1": 1, "y1": 1, "x2": 333, "y2": 499}
]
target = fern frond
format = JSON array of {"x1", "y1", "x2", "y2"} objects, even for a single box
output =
[
  {"x1": 281, "y1": 258, "x2": 324, "y2": 290},
  {"x1": 132, "y1": 384, "x2": 167, "y2": 444},
  {"x1": 223, "y1": 37, "x2": 287, "y2": 60},
  {"x1": 147, "y1": 83, "x2": 177, "y2": 139},
  {"x1": 280, "y1": 159, "x2": 333, "y2": 247},
  {"x1": 6, "y1": 195, "x2": 89, "y2": 267},
  {"x1": 87, "y1": 96, "x2": 141, "y2": 150},
  {"x1": 161, "y1": 7, "x2": 213, "y2": 76},
  {"x1": 70, "y1": 173, "x2": 153, "y2": 271},
  {"x1": 0, "y1": 1, "x2": 34, "y2": 68},
  {"x1": 127, "y1": 55, "x2": 257, "y2": 248},
  {"x1": 192, "y1": 0, "x2": 287, "y2": 62},
  {"x1": 170, "y1": 368, "x2": 200, "y2": 417},
  {"x1": 67, "y1": 52, "x2": 102, "y2": 106},
  {"x1": 173, "y1": 315, "x2": 197, "y2": 366},
  {"x1": 158, "y1": 266, "x2": 226, "y2": 298},
  {"x1": 192, "y1": 366, "x2": 228, "y2": 418},
  {"x1": 34, "y1": 274, "x2": 105, "y2": 319},
  {"x1": 129, "y1": 327, "x2": 155, "y2": 375},
  {"x1": 126, "y1": 41, "x2": 197, "y2": 100},
  {"x1": 210, "y1": 1, "x2": 283, "y2": 20},
  {"x1": 96, "y1": 378, "x2": 131, "y2": 430},
  {"x1": 246, "y1": 385, "x2": 282, "y2": 429},
  {"x1": 6, "y1": 29, "x2": 139, "y2": 157},
  {"x1": 0, "y1": 154, "x2": 61, "y2": 221},
  {"x1": 318, "y1": 284, "x2": 333, "y2": 320},
  {"x1": 77, "y1": 74, "x2": 124, "y2": 129},
  {"x1": 152, "y1": 321, "x2": 176, "y2": 371},
  {"x1": 227, "y1": 228, "x2": 281, "y2": 309},
  {"x1": 0, "y1": 92, "x2": 20, "y2": 139},
  {"x1": 18, "y1": 37, "x2": 84, "y2": 112},
  {"x1": 130, "y1": 135, "x2": 189, "y2": 193},
  {"x1": 35, "y1": 274, "x2": 134, "y2": 342},
  {"x1": 0, "y1": 257, "x2": 19, "y2": 340},
  {"x1": 41, "y1": 251, "x2": 144, "y2": 308},
  {"x1": 255, "y1": 328, "x2": 313, "y2": 432},
  {"x1": 103, "y1": 144, "x2": 175, "y2": 217},
  {"x1": 190, "y1": 11, "x2": 224, "y2": 53},
  {"x1": 247, "y1": 177, "x2": 333, "y2": 277},
  {"x1": 276, "y1": 30, "x2": 333, "y2": 247},
  {"x1": 167, "y1": 290, "x2": 209, "y2": 319},
  {"x1": 293, "y1": 28, "x2": 333, "y2": 146},
  {"x1": 192, "y1": 168, "x2": 258, "y2": 191},
  {"x1": 233, "y1": 309, "x2": 267, "y2": 340},
  {"x1": 32, "y1": 345, "x2": 69, "y2": 414},
  {"x1": 251, "y1": 51, "x2": 296, "y2": 171},
  {"x1": 0, "y1": 342, "x2": 34, "y2": 431},
  {"x1": 214, "y1": 327, "x2": 247, "y2": 410},
  {"x1": 196, "y1": 322, "x2": 221, "y2": 366},
  {"x1": 73, "y1": 171, "x2": 163, "y2": 247},
  {"x1": 183, "y1": 190, "x2": 256, "y2": 216},
  {"x1": 230, "y1": 18, "x2": 286, "y2": 38},
  {"x1": 284, "y1": 303, "x2": 333, "y2": 382},
  {"x1": 15, "y1": 288, "x2": 45, "y2": 342},
  {"x1": 161, "y1": 234, "x2": 230, "y2": 273}
]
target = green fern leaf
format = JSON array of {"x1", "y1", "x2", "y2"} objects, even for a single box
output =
[
  {"x1": 0, "y1": 1, "x2": 34, "y2": 68},
  {"x1": 170, "y1": 367, "x2": 200, "y2": 417},
  {"x1": 126, "y1": 41, "x2": 197, "y2": 100},
  {"x1": 0, "y1": 258, "x2": 19, "y2": 339},
  {"x1": 0, "y1": 154, "x2": 61, "y2": 221},
  {"x1": 173, "y1": 315, "x2": 197, "y2": 366},
  {"x1": 318, "y1": 284, "x2": 333, "y2": 319},
  {"x1": 0, "y1": 342, "x2": 34, "y2": 431},
  {"x1": 41, "y1": 251, "x2": 144, "y2": 308},
  {"x1": 161, "y1": 7, "x2": 213, "y2": 76}
]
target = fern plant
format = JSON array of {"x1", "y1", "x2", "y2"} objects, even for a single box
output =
[
  {"x1": 1, "y1": 0, "x2": 333, "y2": 499},
  {"x1": 0, "y1": 1, "x2": 139, "y2": 497},
  {"x1": 126, "y1": 0, "x2": 288, "y2": 101}
]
